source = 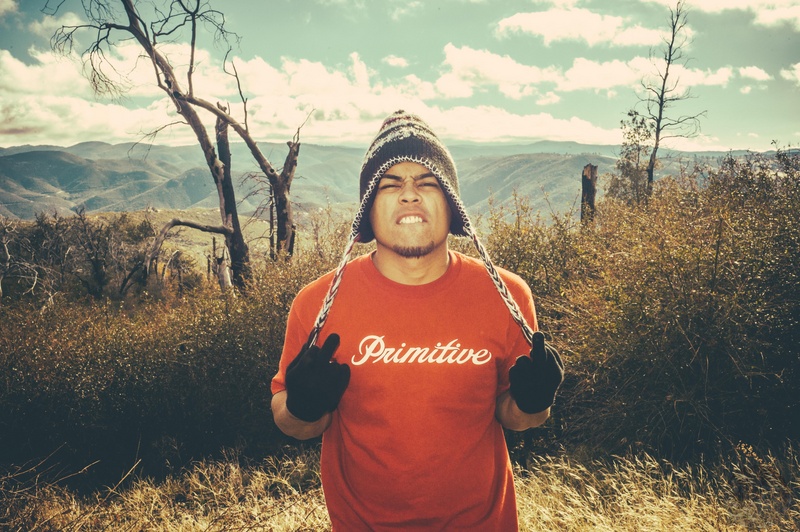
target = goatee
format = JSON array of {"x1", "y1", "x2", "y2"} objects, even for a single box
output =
[{"x1": 391, "y1": 242, "x2": 435, "y2": 259}]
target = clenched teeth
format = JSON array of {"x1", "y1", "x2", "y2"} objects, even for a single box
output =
[{"x1": 398, "y1": 216, "x2": 424, "y2": 224}]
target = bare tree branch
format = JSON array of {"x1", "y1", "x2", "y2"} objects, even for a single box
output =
[
  {"x1": 224, "y1": 53, "x2": 249, "y2": 133},
  {"x1": 143, "y1": 218, "x2": 232, "y2": 276}
]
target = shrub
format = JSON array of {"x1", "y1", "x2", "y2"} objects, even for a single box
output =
[
  {"x1": 560, "y1": 148, "x2": 800, "y2": 458},
  {"x1": 0, "y1": 211, "x2": 154, "y2": 304},
  {"x1": 0, "y1": 205, "x2": 360, "y2": 486},
  {"x1": 0, "y1": 281, "x2": 310, "y2": 486}
]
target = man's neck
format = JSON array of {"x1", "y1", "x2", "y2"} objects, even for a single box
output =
[{"x1": 371, "y1": 246, "x2": 451, "y2": 285}]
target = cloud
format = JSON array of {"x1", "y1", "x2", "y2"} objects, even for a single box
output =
[
  {"x1": 496, "y1": 8, "x2": 663, "y2": 46},
  {"x1": 531, "y1": 0, "x2": 581, "y2": 7},
  {"x1": 315, "y1": 0, "x2": 366, "y2": 7},
  {"x1": 0, "y1": 48, "x2": 94, "y2": 98},
  {"x1": 558, "y1": 57, "x2": 642, "y2": 92},
  {"x1": 233, "y1": 54, "x2": 437, "y2": 140},
  {"x1": 349, "y1": 52, "x2": 371, "y2": 88},
  {"x1": 397, "y1": 74, "x2": 438, "y2": 100},
  {"x1": 2, "y1": 35, "x2": 750, "y2": 150},
  {"x1": 0, "y1": 38, "x2": 625, "y2": 149},
  {"x1": 738, "y1": 66, "x2": 772, "y2": 81},
  {"x1": 0, "y1": 89, "x2": 194, "y2": 148},
  {"x1": 0, "y1": 0, "x2": 16, "y2": 18},
  {"x1": 0, "y1": 46, "x2": 204, "y2": 147},
  {"x1": 556, "y1": 56, "x2": 732, "y2": 93},
  {"x1": 390, "y1": 0, "x2": 423, "y2": 20},
  {"x1": 740, "y1": 86, "x2": 753, "y2": 94},
  {"x1": 663, "y1": 133, "x2": 731, "y2": 152},
  {"x1": 437, "y1": 43, "x2": 561, "y2": 99},
  {"x1": 536, "y1": 92, "x2": 561, "y2": 105},
  {"x1": 633, "y1": 57, "x2": 734, "y2": 91},
  {"x1": 383, "y1": 55, "x2": 409, "y2": 68},
  {"x1": 428, "y1": 105, "x2": 621, "y2": 144},
  {"x1": 28, "y1": 10, "x2": 84, "y2": 39},
  {"x1": 670, "y1": 65, "x2": 734, "y2": 87},
  {"x1": 754, "y1": 4, "x2": 800, "y2": 29},
  {"x1": 780, "y1": 62, "x2": 800, "y2": 86}
]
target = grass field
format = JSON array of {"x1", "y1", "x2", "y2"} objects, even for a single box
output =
[{"x1": 3, "y1": 446, "x2": 797, "y2": 531}]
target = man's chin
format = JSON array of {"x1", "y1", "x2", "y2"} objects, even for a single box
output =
[{"x1": 390, "y1": 242, "x2": 435, "y2": 259}]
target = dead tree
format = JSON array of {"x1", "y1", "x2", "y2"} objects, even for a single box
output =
[
  {"x1": 47, "y1": 0, "x2": 301, "y2": 290},
  {"x1": 581, "y1": 164, "x2": 598, "y2": 225},
  {"x1": 0, "y1": 217, "x2": 45, "y2": 302},
  {"x1": 210, "y1": 237, "x2": 233, "y2": 290},
  {"x1": 243, "y1": 124, "x2": 303, "y2": 259},
  {"x1": 639, "y1": 0, "x2": 705, "y2": 196},
  {"x1": 0, "y1": 218, "x2": 20, "y2": 302}
]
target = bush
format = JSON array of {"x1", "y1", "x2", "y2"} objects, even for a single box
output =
[
  {"x1": 0, "y1": 207, "x2": 360, "y2": 486},
  {"x1": 560, "y1": 148, "x2": 800, "y2": 458},
  {"x1": 0, "y1": 210, "x2": 153, "y2": 303},
  {"x1": 0, "y1": 293, "x2": 274, "y2": 485}
]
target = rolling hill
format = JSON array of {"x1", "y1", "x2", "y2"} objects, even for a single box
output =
[{"x1": 0, "y1": 139, "x2": 736, "y2": 222}]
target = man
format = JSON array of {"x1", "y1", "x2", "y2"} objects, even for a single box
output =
[{"x1": 271, "y1": 111, "x2": 564, "y2": 531}]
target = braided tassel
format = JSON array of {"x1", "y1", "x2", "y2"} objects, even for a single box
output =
[
  {"x1": 467, "y1": 226, "x2": 535, "y2": 346},
  {"x1": 304, "y1": 169, "x2": 380, "y2": 349},
  {"x1": 305, "y1": 232, "x2": 359, "y2": 350}
]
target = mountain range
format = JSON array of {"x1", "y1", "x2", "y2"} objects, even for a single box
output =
[{"x1": 0, "y1": 139, "x2": 748, "y2": 222}]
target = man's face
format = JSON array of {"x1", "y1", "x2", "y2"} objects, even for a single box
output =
[{"x1": 369, "y1": 161, "x2": 452, "y2": 259}]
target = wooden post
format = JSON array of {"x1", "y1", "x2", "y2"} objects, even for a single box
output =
[{"x1": 581, "y1": 163, "x2": 598, "y2": 224}]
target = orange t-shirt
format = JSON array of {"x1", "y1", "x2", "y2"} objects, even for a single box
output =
[{"x1": 271, "y1": 251, "x2": 537, "y2": 531}]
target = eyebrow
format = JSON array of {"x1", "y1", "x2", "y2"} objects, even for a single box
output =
[{"x1": 379, "y1": 172, "x2": 437, "y2": 182}]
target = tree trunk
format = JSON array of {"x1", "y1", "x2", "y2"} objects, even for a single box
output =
[
  {"x1": 646, "y1": 135, "x2": 659, "y2": 200},
  {"x1": 120, "y1": 0, "x2": 248, "y2": 284},
  {"x1": 215, "y1": 107, "x2": 250, "y2": 288},
  {"x1": 581, "y1": 163, "x2": 598, "y2": 224},
  {"x1": 273, "y1": 140, "x2": 301, "y2": 256}
]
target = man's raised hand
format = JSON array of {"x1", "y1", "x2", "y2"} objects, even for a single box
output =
[
  {"x1": 508, "y1": 331, "x2": 564, "y2": 414},
  {"x1": 285, "y1": 334, "x2": 351, "y2": 422}
]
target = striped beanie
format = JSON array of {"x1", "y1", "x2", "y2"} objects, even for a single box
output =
[{"x1": 354, "y1": 110, "x2": 468, "y2": 242}]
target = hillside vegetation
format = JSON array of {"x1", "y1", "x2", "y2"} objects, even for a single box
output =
[{"x1": 0, "y1": 147, "x2": 798, "y2": 529}]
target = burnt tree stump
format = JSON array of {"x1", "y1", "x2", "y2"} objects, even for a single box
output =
[{"x1": 581, "y1": 163, "x2": 598, "y2": 224}]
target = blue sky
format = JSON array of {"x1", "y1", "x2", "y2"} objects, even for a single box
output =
[{"x1": 0, "y1": 0, "x2": 798, "y2": 151}]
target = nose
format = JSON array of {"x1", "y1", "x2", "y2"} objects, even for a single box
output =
[{"x1": 398, "y1": 181, "x2": 421, "y2": 203}]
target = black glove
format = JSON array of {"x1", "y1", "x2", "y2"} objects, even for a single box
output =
[
  {"x1": 285, "y1": 334, "x2": 351, "y2": 422},
  {"x1": 509, "y1": 331, "x2": 564, "y2": 414}
]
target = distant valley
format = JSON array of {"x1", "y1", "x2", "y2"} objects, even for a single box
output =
[{"x1": 0, "y1": 139, "x2": 746, "y2": 222}]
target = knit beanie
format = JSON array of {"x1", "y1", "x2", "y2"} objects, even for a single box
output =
[{"x1": 355, "y1": 110, "x2": 468, "y2": 242}]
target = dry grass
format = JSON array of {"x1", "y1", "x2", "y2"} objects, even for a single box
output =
[
  {"x1": 1, "y1": 451, "x2": 329, "y2": 531},
  {"x1": 3, "y1": 446, "x2": 797, "y2": 531},
  {"x1": 516, "y1": 446, "x2": 799, "y2": 531}
]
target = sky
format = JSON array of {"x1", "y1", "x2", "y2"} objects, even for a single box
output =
[{"x1": 0, "y1": 0, "x2": 798, "y2": 152}]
